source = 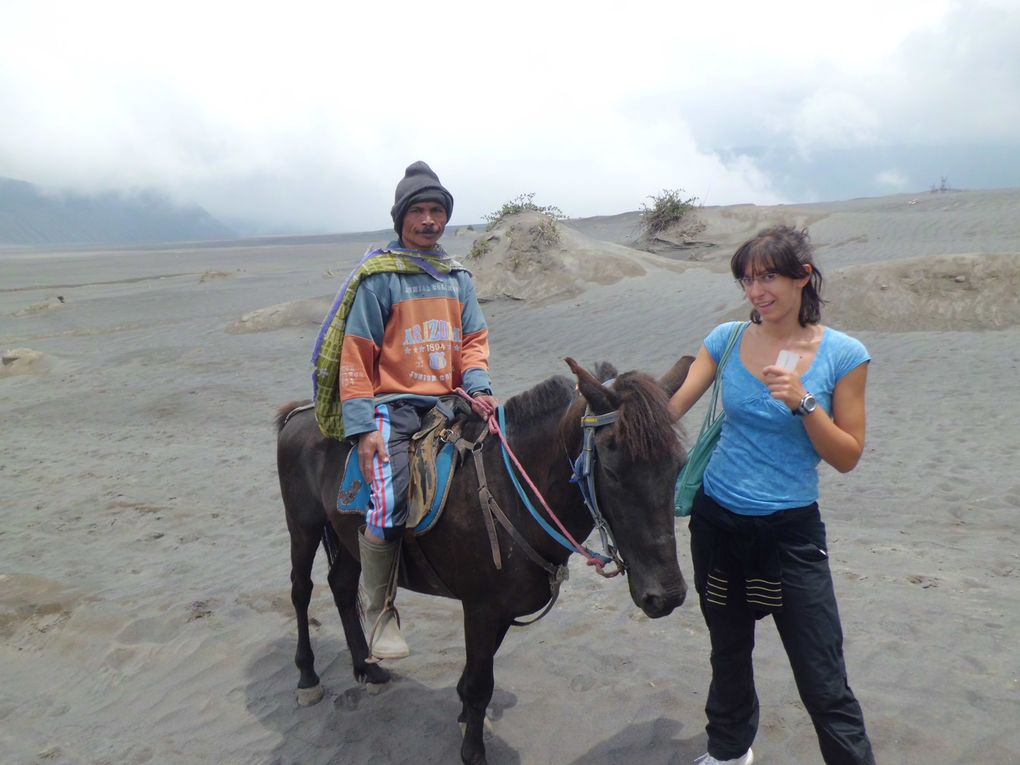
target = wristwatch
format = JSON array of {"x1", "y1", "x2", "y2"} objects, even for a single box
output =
[
  {"x1": 471, "y1": 388, "x2": 493, "y2": 398},
  {"x1": 793, "y1": 392, "x2": 817, "y2": 416}
]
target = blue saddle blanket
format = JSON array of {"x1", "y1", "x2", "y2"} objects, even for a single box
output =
[{"x1": 337, "y1": 417, "x2": 460, "y2": 536}]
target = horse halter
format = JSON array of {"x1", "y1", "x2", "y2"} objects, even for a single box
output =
[{"x1": 571, "y1": 408, "x2": 626, "y2": 577}]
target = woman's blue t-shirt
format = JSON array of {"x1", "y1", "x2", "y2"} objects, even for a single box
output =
[{"x1": 701, "y1": 321, "x2": 870, "y2": 516}]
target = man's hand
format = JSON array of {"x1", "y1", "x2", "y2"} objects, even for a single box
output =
[
  {"x1": 358, "y1": 431, "x2": 388, "y2": 482},
  {"x1": 469, "y1": 394, "x2": 500, "y2": 431}
]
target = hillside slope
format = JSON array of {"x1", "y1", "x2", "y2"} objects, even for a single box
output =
[{"x1": 0, "y1": 177, "x2": 234, "y2": 246}]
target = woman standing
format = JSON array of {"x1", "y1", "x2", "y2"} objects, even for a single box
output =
[{"x1": 669, "y1": 226, "x2": 876, "y2": 765}]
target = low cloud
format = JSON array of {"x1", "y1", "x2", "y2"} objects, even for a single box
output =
[{"x1": 0, "y1": 1, "x2": 1016, "y2": 233}]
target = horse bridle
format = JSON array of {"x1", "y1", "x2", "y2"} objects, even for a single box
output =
[{"x1": 570, "y1": 409, "x2": 627, "y2": 577}]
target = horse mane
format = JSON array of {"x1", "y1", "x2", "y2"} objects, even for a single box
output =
[
  {"x1": 503, "y1": 375, "x2": 578, "y2": 437},
  {"x1": 560, "y1": 367, "x2": 681, "y2": 462},
  {"x1": 611, "y1": 371, "x2": 682, "y2": 462},
  {"x1": 562, "y1": 370, "x2": 680, "y2": 463}
]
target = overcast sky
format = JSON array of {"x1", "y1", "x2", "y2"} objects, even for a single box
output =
[{"x1": 2, "y1": 0, "x2": 1018, "y2": 234}]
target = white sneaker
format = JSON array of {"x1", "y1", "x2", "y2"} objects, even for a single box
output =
[{"x1": 694, "y1": 748, "x2": 753, "y2": 765}]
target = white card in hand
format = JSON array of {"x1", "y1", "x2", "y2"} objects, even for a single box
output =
[{"x1": 776, "y1": 350, "x2": 800, "y2": 371}]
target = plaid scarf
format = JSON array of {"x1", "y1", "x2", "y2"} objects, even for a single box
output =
[{"x1": 311, "y1": 246, "x2": 464, "y2": 440}]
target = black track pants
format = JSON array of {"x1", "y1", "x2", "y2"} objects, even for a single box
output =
[{"x1": 690, "y1": 490, "x2": 876, "y2": 765}]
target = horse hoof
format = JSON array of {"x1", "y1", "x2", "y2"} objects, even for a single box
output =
[
  {"x1": 355, "y1": 663, "x2": 391, "y2": 687},
  {"x1": 296, "y1": 684, "x2": 324, "y2": 706}
]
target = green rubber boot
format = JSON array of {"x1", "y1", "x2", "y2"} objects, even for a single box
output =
[{"x1": 358, "y1": 528, "x2": 409, "y2": 660}]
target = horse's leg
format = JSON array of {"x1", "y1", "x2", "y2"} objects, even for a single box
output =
[
  {"x1": 324, "y1": 531, "x2": 390, "y2": 685},
  {"x1": 458, "y1": 604, "x2": 511, "y2": 765},
  {"x1": 288, "y1": 516, "x2": 325, "y2": 706}
]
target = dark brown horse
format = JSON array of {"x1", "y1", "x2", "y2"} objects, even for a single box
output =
[{"x1": 276, "y1": 356, "x2": 693, "y2": 765}]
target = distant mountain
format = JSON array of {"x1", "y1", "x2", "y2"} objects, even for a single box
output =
[{"x1": 0, "y1": 177, "x2": 235, "y2": 246}]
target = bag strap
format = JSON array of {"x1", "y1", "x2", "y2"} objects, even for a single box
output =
[{"x1": 699, "y1": 321, "x2": 749, "y2": 437}]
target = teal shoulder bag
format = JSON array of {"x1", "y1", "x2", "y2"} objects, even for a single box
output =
[{"x1": 674, "y1": 321, "x2": 748, "y2": 517}]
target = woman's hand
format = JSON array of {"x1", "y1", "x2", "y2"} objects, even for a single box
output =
[{"x1": 762, "y1": 365, "x2": 808, "y2": 412}]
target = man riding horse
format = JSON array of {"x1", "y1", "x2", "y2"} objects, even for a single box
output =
[{"x1": 311, "y1": 161, "x2": 500, "y2": 660}]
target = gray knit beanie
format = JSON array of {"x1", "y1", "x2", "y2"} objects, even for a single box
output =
[{"x1": 390, "y1": 161, "x2": 454, "y2": 234}]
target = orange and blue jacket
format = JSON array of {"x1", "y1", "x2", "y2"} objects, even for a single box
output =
[{"x1": 339, "y1": 264, "x2": 492, "y2": 436}]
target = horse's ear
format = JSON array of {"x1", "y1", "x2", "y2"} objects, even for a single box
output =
[
  {"x1": 592, "y1": 361, "x2": 618, "y2": 384},
  {"x1": 565, "y1": 357, "x2": 620, "y2": 414},
  {"x1": 658, "y1": 355, "x2": 696, "y2": 396}
]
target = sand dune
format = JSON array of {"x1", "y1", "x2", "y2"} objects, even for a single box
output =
[
  {"x1": 825, "y1": 252, "x2": 1020, "y2": 332},
  {"x1": 468, "y1": 210, "x2": 648, "y2": 303}
]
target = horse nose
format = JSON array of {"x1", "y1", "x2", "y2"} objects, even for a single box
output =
[{"x1": 640, "y1": 582, "x2": 686, "y2": 618}]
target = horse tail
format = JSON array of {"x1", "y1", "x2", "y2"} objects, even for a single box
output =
[{"x1": 275, "y1": 399, "x2": 313, "y2": 434}]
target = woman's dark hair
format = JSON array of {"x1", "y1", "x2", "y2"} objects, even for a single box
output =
[{"x1": 730, "y1": 224, "x2": 824, "y2": 326}]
